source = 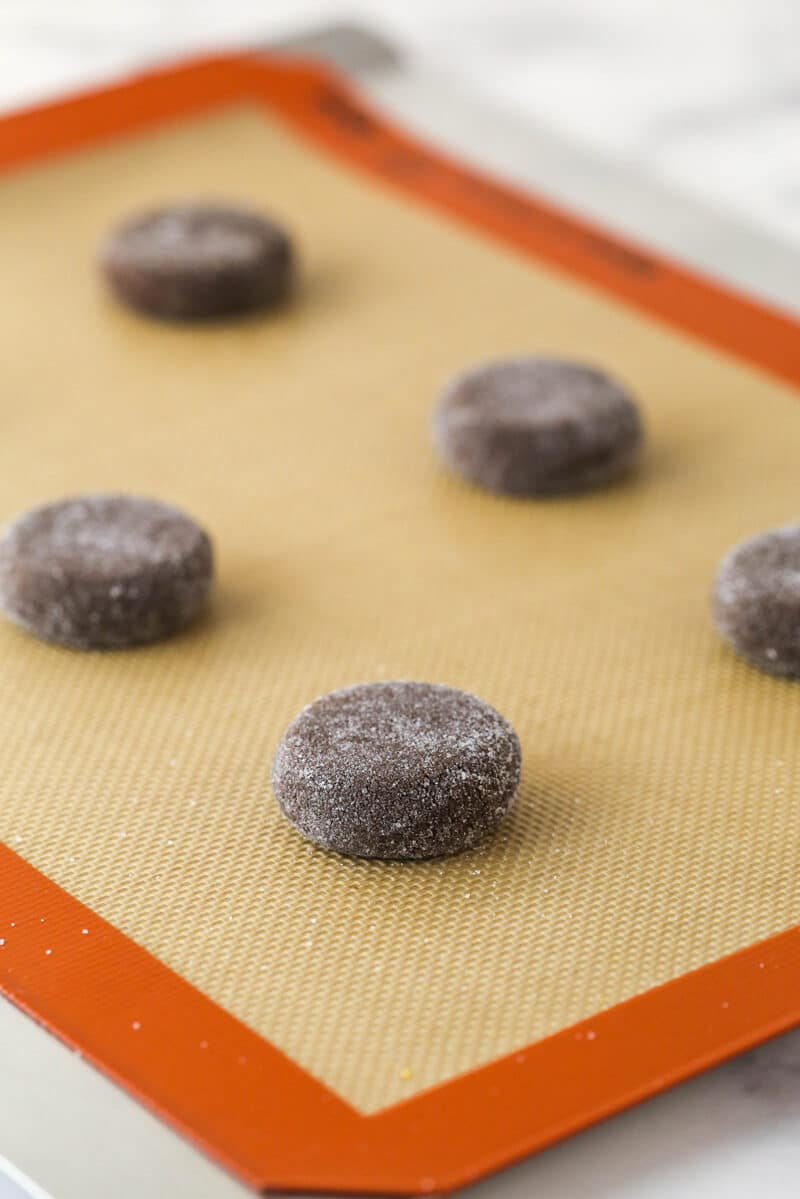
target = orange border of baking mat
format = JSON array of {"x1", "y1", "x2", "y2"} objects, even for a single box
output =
[{"x1": 1, "y1": 53, "x2": 800, "y2": 1196}]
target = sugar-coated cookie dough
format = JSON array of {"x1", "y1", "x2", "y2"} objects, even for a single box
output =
[
  {"x1": 432, "y1": 356, "x2": 643, "y2": 495},
  {"x1": 0, "y1": 494, "x2": 213, "y2": 650},
  {"x1": 713, "y1": 524, "x2": 800, "y2": 678},
  {"x1": 101, "y1": 201, "x2": 294, "y2": 320},
  {"x1": 272, "y1": 681, "x2": 521, "y2": 860}
]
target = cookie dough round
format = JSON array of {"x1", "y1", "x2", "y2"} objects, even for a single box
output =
[
  {"x1": 432, "y1": 356, "x2": 643, "y2": 495},
  {"x1": 101, "y1": 201, "x2": 294, "y2": 320},
  {"x1": 0, "y1": 494, "x2": 213, "y2": 650},
  {"x1": 272, "y1": 681, "x2": 521, "y2": 860},
  {"x1": 713, "y1": 524, "x2": 800, "y2": 678}
]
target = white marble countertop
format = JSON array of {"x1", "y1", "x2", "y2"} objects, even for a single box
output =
[{"x1": 0, "y1": 3, "x2": 798, "y2": 1197}]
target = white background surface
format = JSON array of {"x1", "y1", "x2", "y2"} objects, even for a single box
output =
[{"x1": 0, "y1": 3, "x2": 798, "y2": 1196}]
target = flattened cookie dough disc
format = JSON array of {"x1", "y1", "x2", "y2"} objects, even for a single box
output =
[
  {"x1": 432, "y1": 356, "x2": 643, "y2": 495},
  {"x1": 713, "y1": 524, "x2": 800, "y2": 678},
  {"x1": 0, "y1": 494, "x2": 213, "y2": 650},
  {"x1": 272, "y1": 680, "x2": 521, "y2": 860},
  {"x1": 101, "y1": 201, "x2": 295, "y2": 320}
]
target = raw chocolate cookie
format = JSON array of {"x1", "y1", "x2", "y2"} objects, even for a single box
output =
[
  {"x1": 713, "y1": 524, "x2": 800, "y2": 678},
  {"x1": 101, "y1": 201, "x2": 294, "y2": 320},
  {"x1": 0, "y1": 493, "x2": 213, "y2": 650},
  {"x1": 432, "y1": 356, "x2": 643, "y2": 495},
  {"x1": 272, "y1": 680, "x2": 521, "y2": 860}
]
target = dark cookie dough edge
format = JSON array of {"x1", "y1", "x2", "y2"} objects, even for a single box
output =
[
  {"x1": 0, "y1": 553, "x2": 213, "y2": 651},
  {"x1": 99, "y1": 206, "x2": 297, "y2": 322},
  {"x1": 430, "y1": 361, "x2": 644, "y2": 497},
  {"x1": 712, "y1": 586, "x2": 800, "y2": 680},
  {"x1": 431, "y1": 406, "x2": 643, "y2": 497},
  {"x1": 0, "y1": 497, "x2": 214, "y2": 651},
  {"x1": 271, "y1": 682, "x2": 522, "y2": 861},
  {"x1": 101, "y1": 250, "x2": 295, "y2": 322},
  {"x1": 273, "y1": 743, "x2": 521, "y2": 861}
]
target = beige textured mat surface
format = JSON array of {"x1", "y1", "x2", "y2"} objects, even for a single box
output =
[{"x1": 0, "y1": 105, "x2": 798, "y2": 1113}]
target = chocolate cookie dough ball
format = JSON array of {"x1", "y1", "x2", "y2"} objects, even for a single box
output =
[
  {"x1": 272, "y1": 681, "x2": 521, "y2": 860},
  {"x1": 713, "y1": 524, "x2": 800, "y2": 678},
  {"x1": 432, "y1": 356, "x2": 643, "y2": 495},
  {"x1": 0, "y1": 494, "x2": 213, "y2": 650},
  {"x1": 101, "y1": 201, "x2": 294, "y2": 320}
]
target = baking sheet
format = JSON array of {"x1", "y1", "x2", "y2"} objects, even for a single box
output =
[{"x1": 1, "y1": 96, "x2": 799, "y2": 1122}]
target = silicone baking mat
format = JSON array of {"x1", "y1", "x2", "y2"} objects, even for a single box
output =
[{"x1": 1, "y1": 53, "x2": 800, "y2": 1196}]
